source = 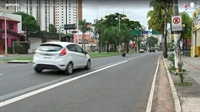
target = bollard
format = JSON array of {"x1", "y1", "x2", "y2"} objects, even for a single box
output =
[{"x1": 198, "y1": 46, "x2": 200, "y2": 57}]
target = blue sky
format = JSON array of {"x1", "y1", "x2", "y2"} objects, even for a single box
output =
[{"x1": 82, "y1": 0, "x2": 194, "y2": 30}]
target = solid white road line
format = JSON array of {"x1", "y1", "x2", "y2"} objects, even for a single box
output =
[
  {"x1": 0, "y1": 60, "x2": 128, "y2": 107},
  {"x1": 145, "y1": 56, "x2": 160, "y2": 112},
  {"x1": 0, "y1": 74, "x2": 3, "y2": 76}
]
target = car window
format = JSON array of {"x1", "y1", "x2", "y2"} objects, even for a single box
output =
[
  {"x1": 38, "y1": 44, "x2": 63, "y2": 52},
  {"x1": 75, "y1": 45, "x2": 84, "y2": 53},
  {"x1": 67, "y1": 44, "x2": 76, "y2": 52}
]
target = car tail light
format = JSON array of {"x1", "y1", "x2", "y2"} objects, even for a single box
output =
[{"x1": 60, "y1": 48, "x2": 67, "y2": 56}]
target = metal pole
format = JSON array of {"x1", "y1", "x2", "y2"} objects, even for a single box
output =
[
  {"x1": 118, "y1": 15, "x2": 121, "y2": 52},
  {"x1": 59, "y1": 26, "x2": 61, "y2": 41},
  {"x1": 4, "y1": 12, "x2": 7, "y2": 55},
  {"x1": 173, "y1": 0, "x2": 181, "y2": 68},
  {"x1": 76, "y1": 3, "x2": 79, "y2": 44}
]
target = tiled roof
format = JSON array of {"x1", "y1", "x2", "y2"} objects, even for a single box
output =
[{"x1": 0, "y1": 16, "x2": 20, "y2": 22}]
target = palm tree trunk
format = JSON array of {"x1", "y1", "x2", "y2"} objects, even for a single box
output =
[
  {"x1": 107, "y1": 42, "x2": 109, "y2": 52},
  {"x1": 98, "y1": 34, "x2": 101, "y2": 53},
  {"x1": 163, "y1": 5, "x2": 168, "y2": 58}
]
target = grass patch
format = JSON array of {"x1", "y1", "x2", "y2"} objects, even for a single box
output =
[
  {"x1": 2, "y1": 51, "x2": 137, "y2": 61},
  {"x1": 2, "y1": 56, "x2": 33, "y2": 61},
  {"x1": 174, "y1": 82, "x2": 193, "y2": 86}
]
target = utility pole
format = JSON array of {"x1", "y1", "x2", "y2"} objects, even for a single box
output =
[
  {"x1": 173, "y1": 0, "x2": 181, "y2": 68},
  {"x1": 76, "y1": 3, "x2": 79, "y2": 44},
  {"x1": 118, "y1": 15, "x2": 121, "y2": 52},
  {"x1": 4, "y1": 12, "x2": 7, "y2": 55}
]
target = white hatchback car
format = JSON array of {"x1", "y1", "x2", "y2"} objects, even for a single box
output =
[{"x1": 33, "y1": 42, "x2": 91, "y2": 75}]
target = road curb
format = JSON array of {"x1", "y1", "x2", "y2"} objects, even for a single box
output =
[
  {"x1": 6, "y1": 60, "x2": 33, "y2": 64},
  {"x1": 163, "y1": 58, "x2": 182, "y2": 112}
]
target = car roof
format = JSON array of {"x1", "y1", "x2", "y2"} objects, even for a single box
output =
[{"x1": 41, "y1": 42, "x2": 75, "y2": 46}]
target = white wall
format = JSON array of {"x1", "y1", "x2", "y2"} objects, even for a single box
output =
[{"x1": 29, "y1": 37, "x2": 42, "y2": 53}]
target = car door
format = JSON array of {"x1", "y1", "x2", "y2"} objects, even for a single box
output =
[
  {"x1": 66, "y1": 44, "x2": 80, "y2": 68},
  {"x1": 74, "y1": 45, "x2": 87, "y2": 67}
]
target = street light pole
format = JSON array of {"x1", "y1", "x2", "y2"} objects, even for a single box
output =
[
  {"x1": 4, "y1": 12, "x2": 7, "y2": 55},
  {"x1": 118, "y1": 15, "x2": 121, "y2": 52},
  {"x1": 76, "y1": 3, "x2": 79, "y2": 44}
]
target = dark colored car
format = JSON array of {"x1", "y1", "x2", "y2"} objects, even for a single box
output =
[{"x1": 149, "y1": 48, "x2": 155, "y2": 53}]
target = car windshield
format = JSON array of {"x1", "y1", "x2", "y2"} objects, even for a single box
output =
[{"x1": 38, "y1": 44, "x2": 63, "y2": 52}]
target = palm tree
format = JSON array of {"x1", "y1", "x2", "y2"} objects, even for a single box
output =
[
  {"x1": 78, "y1": 19, "x2": 92, "y2": 50},
  {"x1": 93, "y1": 19, "x2": 106, "y2": 53},
  {"x1": 101, "y1": 26, "x2": 118, "y2": 52},
  {"x1": 148, "y1": 0, "x2": 173, "y2": 57}
]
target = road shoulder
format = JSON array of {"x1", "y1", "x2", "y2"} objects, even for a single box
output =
[{"x1": 152, "y1": 57, "x2": 175, "y2": 112}]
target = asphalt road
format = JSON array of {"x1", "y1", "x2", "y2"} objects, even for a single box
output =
[{"x1": 0, "y1": 52, "x2": 160, "y2": 112}]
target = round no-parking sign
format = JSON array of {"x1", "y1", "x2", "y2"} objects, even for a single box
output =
[{"x1": 171, "y1": 16, "x2": 182, "y2": 31}]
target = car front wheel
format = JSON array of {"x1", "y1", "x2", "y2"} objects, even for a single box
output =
[{"x1": 85, "y1": 60, "x2": 91, "y2": 70}]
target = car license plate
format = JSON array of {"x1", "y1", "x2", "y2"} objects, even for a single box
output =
[{"x1": 43, "y1": 56, "x2": 51, "y2": 58}]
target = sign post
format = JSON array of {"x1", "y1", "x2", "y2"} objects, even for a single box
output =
[{"x1": 171, "y1": 16, "x2": 182, "y2": 31}]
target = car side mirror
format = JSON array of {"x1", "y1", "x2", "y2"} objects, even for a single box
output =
[{"x1": 84, "y1": 51, "x2": 88, "y2": 55}]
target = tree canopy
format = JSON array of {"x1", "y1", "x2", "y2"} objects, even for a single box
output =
[
  {"x1": 13, "y1": 11, "x2": 40, "y2": 31},
  {"x1": 179, "y1": 12, "x2": 192, "y2": 39},
  {"x1": 48, "y1": 24, "x2": 57, "y2": 34},
  {"x1": 94, "y1": 12, "x2": 142, "y2": 53}
]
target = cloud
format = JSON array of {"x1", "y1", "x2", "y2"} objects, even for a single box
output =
[{"x1": 83, "y1": 0, "x2": 194, "y2": 30}]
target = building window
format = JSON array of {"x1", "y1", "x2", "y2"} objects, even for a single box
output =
[{"x1": 8, "y1": 23, "x2": 14, "y2": 30}]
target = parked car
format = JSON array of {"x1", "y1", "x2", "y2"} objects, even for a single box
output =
[
  {"x1": 33, "y1": 42, "x2": 91, "y2": 75},
  {"x1": 149, "y1": 47, "x2": 155, "y2": 53},
  {"x1": 139, "y1": 49, "x2": 145, "y2": 53}
]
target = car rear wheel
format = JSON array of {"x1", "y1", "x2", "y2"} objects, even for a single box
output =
[
  {"x1": 85, "y1": 60, "x2": 91, "y2": 70},
  {"x1": 34, "y1": 67, "x2": 43, "y2": 73},
  {"x1": 65, "y1": 62, "x2": 73, "y2": 75}
]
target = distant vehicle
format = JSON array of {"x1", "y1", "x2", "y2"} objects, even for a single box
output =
[
  {"x1": 149, "y1": 47, "x2": 155, "y2": 53},
  {"x1": 139, "y1": 49, "x2": 145, "y2": 53},
  {"x1": 33, "y1": 42, "x2": 91, "y2": 75}
]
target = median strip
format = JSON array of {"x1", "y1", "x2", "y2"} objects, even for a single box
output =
[{"x1": 3, "y1": 52, "x2": 137, "y2": 64}]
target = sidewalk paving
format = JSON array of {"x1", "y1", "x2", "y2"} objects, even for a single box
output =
[{"x1": 164, "y1": 56, "x2": 200, "y2": 112}]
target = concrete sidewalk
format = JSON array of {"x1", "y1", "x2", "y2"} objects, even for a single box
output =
[{"x1": 164, "y1": 56, "x2": 200, "y2": 112}]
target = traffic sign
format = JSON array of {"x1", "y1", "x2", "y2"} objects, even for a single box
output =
[
  {"x1": 64, "y1": 24, "x2": 76, "y2": 30},
  {"x1": 71, "y1": 31, "x2": 77, "y2": 33},
  {"x1": 171, "y1": 16, "x2": 182, "y2": 31},
  {"x1": 142, "y1": 31, "x2": 151, "y2": 34}
]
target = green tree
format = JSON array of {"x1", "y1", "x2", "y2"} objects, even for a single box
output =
[
  {"x1": 146, "y1": 36, "x2": 159, "y2": 47},
  {"x1": 78, "y1": 19, "x2": 92, "y2": 50},
  {"x1": 48, "y1": 24, "x2": 57, "y2": 34},
  {"x1": 13, "y1": 11, "x2": 40, "y2": 31},
  {"x1": 93, "y1": 19, "x2": 106, "y2": 53},
  {"x1": 179, "y1": 12, "x2": 192, "y2": 39},
  {"x1": 147, "y1": 0, "x2": 173, "y2": 58},
  {"x1": 101, "y1": 26, "x2": 118, "y2": 52},
  {"x1": 94, "y1": 13, "x2": 142, "y2": 53}
]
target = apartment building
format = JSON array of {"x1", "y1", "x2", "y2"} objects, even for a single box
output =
[
  {"x1": 0, "y1": 0, "x2": 17, "y2": 13},
  {"x1": 0, "y1": 0, "x2": 82, "y2": 34},
  {"x1": 54, "y1": 0, "x2": 82, "y2": 34}
]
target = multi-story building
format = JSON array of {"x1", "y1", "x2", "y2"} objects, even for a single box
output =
[
  {"x1": 54, "y1": 0, "x2": 82, "y2": 33},
  {"x1": 0, "y1": 0, "x2": 17, "y2": 13},
  {"x1": 191, "y1": 7, "x2": 200, "y2": 57},
  {"x1": 0, "y1": 0, "x2": 82, "y2": 34}
]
